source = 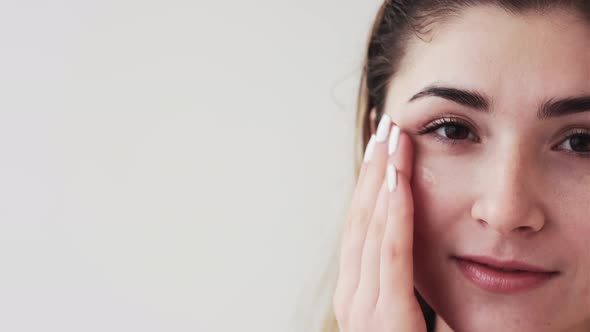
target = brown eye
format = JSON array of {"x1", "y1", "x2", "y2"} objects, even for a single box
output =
[
  {"x1": 417, "y1": 117, "x2": 478, "y2": 144},
  {"x1": 558, "y1": 133, "x2": 590, "y2": 153},
  {"x1": 437, "y1": 124, "x2": 471, "y2": 140},
  {"x1": 569, "y1": 135, "x2": 590, "y2": 152}
]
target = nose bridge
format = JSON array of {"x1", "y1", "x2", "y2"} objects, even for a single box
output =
[
  {"x1": 498, "y1": 143, "x2": 530, "y2": 193},
  {"x1": 471, "y1": 140, "x2": 545, "y2": 235}
]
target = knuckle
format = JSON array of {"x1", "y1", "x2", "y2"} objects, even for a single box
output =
[
  {"x1": 367, "y1": 218, "x2": 386, "y2": 240},
  {"x1": 347, "y1": 207, "x2": 371, "y2": 233},
  {"x1": 383, "y1": 242, "x2": 412, "y2": 264},
  {"x1": 355, "y1": 205, "x2": 372, "y2": 225}
]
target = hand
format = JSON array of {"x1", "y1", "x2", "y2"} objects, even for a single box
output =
[{"x1": 333, "y1": 114, "x2": 427, "y2": 332}]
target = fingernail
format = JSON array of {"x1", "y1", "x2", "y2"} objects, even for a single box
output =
[
  {"x1": 388, "y1": 125, "x2": 400, "y2": 156},
  {"x1": 375, "y1": 114, "x2": 392, "y2": 143},
  {"x1": 387, "y1": 163, "x2": 397, "y2": 192},
  {"x1": 363, "y1": 134, "x2": 376, "y2": 163}
]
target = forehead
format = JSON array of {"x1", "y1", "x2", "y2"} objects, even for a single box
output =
[{"x1": 387, "y1": 6, "x2": 590, "y2": 115}]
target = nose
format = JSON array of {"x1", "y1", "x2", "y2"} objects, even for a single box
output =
[{"x1": 470, "y1": 146, "x2": 546, "y2": 236}]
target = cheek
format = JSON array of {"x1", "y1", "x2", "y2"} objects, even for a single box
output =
[
  {"x1": 411, "y1": 157, "x2": 475, "y2": 226},
  {"x1": 410, "y1": 159, "x2": 473, "y2": 300},
  {"x1": 554, "y1": 201, "x2": 590, "y2": 312},
  {"x1": 547, "y1": 173, "x2": 590, "y2": 249},
  {"x1": 555, "y1": 188, "x2": 590, "y2": 270}
]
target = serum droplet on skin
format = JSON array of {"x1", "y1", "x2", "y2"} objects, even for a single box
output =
[{"x1": 419, "y1": 166, "x2": 436, "y2": 186}]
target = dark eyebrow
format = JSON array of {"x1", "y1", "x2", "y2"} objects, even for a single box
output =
[
  {"x1": 538, "y1": 97, "x2": 590, "y2": 119},
  {"x1": 408, "y1": 85, "x2": 490, "y2": 111},
  {"x1": 408, "y1": 84, "x2": 590, "y2": 119}
]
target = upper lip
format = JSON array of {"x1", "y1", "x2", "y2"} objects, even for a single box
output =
[{"x1": 454, "y1": 255, "x2": 557, "y2": 273}]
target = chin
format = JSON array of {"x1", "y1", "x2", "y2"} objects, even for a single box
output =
[
  {"x1": 413, "y1": 261, "x2": 574, "y2": 332},
  {"x1": 442, "y1": 311, "x2": 541, "y2": 332},
  {"x1": 414, "y1": 280, "x2": 576, "y2": 332}
]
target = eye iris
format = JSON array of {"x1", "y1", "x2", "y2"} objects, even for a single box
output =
[
  {"x1": 570, "y1": 134, "x2": 590, "y2": 152},
  {"x1": 444, "y1": 124, "x2": 469, "y2": 140}
]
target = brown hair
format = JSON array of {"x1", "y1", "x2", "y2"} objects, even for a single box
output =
[{"x1": 316, "y1": 1, "x2": 590, "y2": 331}]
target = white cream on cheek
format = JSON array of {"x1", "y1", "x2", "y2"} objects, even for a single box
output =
[{"x1": 417, "y1": 166, "x2": 436, "y2": 186}]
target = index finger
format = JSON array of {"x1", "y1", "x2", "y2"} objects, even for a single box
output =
[{"x1": 379, "y1": 130, "x2": 417, "y2": 301}]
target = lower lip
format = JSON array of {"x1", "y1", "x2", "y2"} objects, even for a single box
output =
[{"x1": 453, "y1": 258, "x2": 557, "y2": 294}]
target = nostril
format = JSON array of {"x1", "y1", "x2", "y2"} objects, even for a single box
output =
[
  {"x1": 516, "y1": 226, "x2": 531, "y2": 232},
  {"x1": 475, "y1": 219, "x2": 537, "y2": 234}
]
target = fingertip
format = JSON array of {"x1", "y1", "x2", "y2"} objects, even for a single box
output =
[{"x1": 389, "y1": 130, "x2": 414, "y2": 181}]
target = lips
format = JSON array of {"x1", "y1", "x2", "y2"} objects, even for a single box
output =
[
  {"x1": 452, "y1": 255, "x2": 559, "y2": 294},
  {"x1": 454, "y1": 255, "x2": 556, "y2": 273}
]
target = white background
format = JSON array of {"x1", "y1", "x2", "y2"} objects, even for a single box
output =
[{"x1": 0, "y1": 1, "x2": 380, "y2": 331}]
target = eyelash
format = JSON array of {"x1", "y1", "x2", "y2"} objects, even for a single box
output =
[{"x1": 416, "y1": 116, "x2": 590, "y2": 159}]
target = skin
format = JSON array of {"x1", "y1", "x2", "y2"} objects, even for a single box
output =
[
  {"x1": 332, "y1": 5, "x2": 589, "y2": 332},
  {"x1": 384, "y1": 6, "x2": 590, "y2": 332}
]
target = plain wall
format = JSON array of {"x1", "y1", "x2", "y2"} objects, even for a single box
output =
[{"x1": 0, "y1": 0, "x2": 381, "y2": 331}]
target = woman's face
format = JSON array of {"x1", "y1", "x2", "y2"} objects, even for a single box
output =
[{"x1": 384, "y1": 6, "x2": 590, "y2": 332}]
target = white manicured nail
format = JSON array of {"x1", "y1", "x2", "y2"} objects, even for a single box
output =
[
  {"x1": 388, "y1": 125, "x2": 400, "y2": 156},
  {"x1": 387, "y1": 163, "x2": 397, "y2": 192},
  {"x1": 363, "y1": 135, "x2": 376, "y2": 163},
  {"x1": 375, "y1": 114, "x2": 392, "y2": 143}
]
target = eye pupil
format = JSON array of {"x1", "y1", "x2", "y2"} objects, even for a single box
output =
[
  {"x1": 445, "y1": 124, "x2": 470, "y2": 140},
  {"x1": 570, "y1": 134, "x2": 590, "y2": 152}
]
